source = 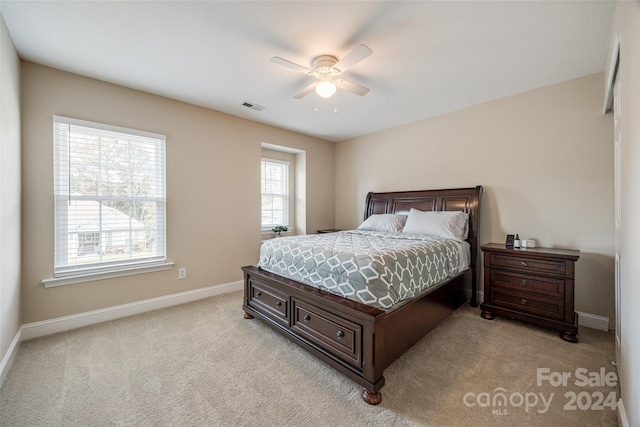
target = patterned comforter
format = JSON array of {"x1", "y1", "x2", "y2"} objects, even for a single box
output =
[{"x1": 258, "y1": 230, "x2": 469, "y2": 310}]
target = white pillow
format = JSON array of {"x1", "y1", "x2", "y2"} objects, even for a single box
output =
[
  {"x1": 402, "y1": 208, "x2": 469, "y2": 241},
  {"x1": 357, "y1": 214, "x2": 407, "y2": 232}
]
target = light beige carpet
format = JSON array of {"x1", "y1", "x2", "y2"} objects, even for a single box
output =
[{"x1": 0, "y1": 291, "x2": 618, "y2": 426}]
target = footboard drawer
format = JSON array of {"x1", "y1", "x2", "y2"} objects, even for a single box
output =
[
  {"x1": 247, "y1": 279, "x2": 289, "y2": 327},
  {"x1": 291, "y1": 298, "x2": 363, "y2": 369}
]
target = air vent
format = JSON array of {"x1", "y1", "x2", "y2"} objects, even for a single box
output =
[{"x1": 241, "y1": 101, "x2": 265, "y2": 111}]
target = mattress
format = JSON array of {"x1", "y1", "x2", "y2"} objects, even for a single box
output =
[{"x1": 258, "y1": 230, "x2": 470, "y2": 310}]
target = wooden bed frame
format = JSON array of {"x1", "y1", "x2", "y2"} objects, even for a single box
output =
[{"x1": 242, "y1": 186, "x2": 482, "y2": 404}]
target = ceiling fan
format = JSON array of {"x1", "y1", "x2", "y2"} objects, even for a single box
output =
[{"x1": 271, "y1": 44, "x2": 373, "y2": 100}]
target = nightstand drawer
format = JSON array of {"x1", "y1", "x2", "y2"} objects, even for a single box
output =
[
  {"x1": 490, "y1": 270, "x2": 564, "y2": 297},
  {"x1": 489, "y1": 254, "x2": 566, "y2": 276},
  {"x1": 491, "y1": 289, "x2": 563, "y2": 320}
]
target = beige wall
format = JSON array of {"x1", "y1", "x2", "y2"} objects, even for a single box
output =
[
  {"x1": 335, "y1": 74, "x2": 614, "y2": 325},
  {"x1": 0, "y1": 13, "x2": 21, "y2": 371},
  {"x1": 607, "y1": 2, "x2": 640, "y2": 425},
  {"x1": 20, "y1": 62, "x2": 334, "y2": 323}
]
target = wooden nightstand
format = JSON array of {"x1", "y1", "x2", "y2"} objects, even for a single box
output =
[
  {"x1": 317, "y1": 229, "x2": 342, "y2": 234},
  {"x1": 480, "y1": 243, "x2": 580, "y2": 342}
]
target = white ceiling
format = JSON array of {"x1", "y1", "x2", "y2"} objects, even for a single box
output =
[{"x1": 0, "y1": 1, "x2": 615, "y2": 142}]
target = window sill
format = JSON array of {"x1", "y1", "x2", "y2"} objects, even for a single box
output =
[
  {"x1": 42, "y1": 262, "x2": 175, "y2": 288},
  {"x1": 261, "y1": 228, "x2": 295, "y2": 237}
]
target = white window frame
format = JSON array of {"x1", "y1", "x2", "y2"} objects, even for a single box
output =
[
  {"x1": 44, "y1": 116, "x2": 171, "y2": 287},
  {"x1": 261, "y1": 158, "x2": 290, "y2": 233}
]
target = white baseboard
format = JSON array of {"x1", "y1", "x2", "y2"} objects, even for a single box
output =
[
  {"x1": 576, "y1": 311, "x2": 610, "y2": 332},
  {"x1": 21, "y1": 280, "x2": 243, "y2": 341},
  {"x1": 0, "y1": 327, "x2": 22, "y2": 388},
  {"x1": 618, "y1": 397, "x2": 629, "y2": 427},
  {"x1": 2, "y1": 280, "x2": 242, "y2": 387}
]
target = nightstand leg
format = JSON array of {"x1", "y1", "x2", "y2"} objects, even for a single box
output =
[
  {"x1": 481, "y1": 310, "x2": 495, "y2": 320},
  {"x1": 560, "y1": 331, "x2": 578, "y2": 343}
]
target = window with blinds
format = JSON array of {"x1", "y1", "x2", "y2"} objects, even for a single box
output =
[
  {"x1": 53, "y1": 116, "x2": 166, "y2": 278},
  {"x1": 261, "y1": 158, "x2": 289, "y2": 232}
]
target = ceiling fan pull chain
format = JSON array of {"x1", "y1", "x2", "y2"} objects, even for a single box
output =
[
  {"x1": 314, "y1": 91, "x2": 318, "y2": 113},
  {"x1": 334, "y1": 90, "x2": 338, "y2": 113}
]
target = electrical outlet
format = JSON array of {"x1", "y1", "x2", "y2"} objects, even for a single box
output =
[{"x1": 178, "y1": 267, "x2": 187, "y2": 279}]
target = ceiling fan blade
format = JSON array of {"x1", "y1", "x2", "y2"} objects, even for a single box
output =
[
  {"x1": 271, "y1": 56, "x2": 312, "y2": 74},
  {"x1": 293, "y1": 82, "x2": 318, "y2": 99},
  {"x1": 336, "y1": 79, "x2": 369, "y2": 96},
  {"x1": 334, "y1": 44, "x2": 373, "y2": 73}
]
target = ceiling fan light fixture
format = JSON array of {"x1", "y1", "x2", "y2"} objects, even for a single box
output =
[
  {"x1": 272, "y1": 45, "x2": 372, "y2": 102},
  {"x1": 316, "y1": 75, "x2": 337, "y2": 98}
]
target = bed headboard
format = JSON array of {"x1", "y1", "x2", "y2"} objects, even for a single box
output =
[{"x1": 363, "y1": 186, "x2": 483, "y2": 305}]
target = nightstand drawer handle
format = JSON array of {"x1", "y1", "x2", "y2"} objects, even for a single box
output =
[
  {"x1": 521, "y1": 299, "x2": 528, "y2": 305},
  {"x1": 303, "y1": 314, "x2": 311, "y2": 322},
  {"x1": 336, "y1": 331, "x2": 345, "y2": 340},
  {"x1": 275, "y1": 301, "x2": 282, "y2": 307},
  {"x1": 521, "y1": 279, "x2": 527, "y2": 286},
  {"x1": 520, "y1": 261, "x2": 528, "y2": 267},
  {"x1": 256, "y1": 291, "x2": 262, "y2": 297}
]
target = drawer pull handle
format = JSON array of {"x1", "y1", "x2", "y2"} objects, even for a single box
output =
[
  {"x1": 256, "y1": 291, "x2": 262, "y2": 297},
  {"x1": 521, "y1": 299, "x2": 528, "y2": 305},
  {"x1": 521, "y1": 261, "x2": 528, "y2": 267},
  {"x1": 521, "y1": 279, "x2": 527, "y2": 286},
  {"x1": 303, "y1": 314, "x2": 311, "y2": 322},
  {"x1": 275, "y1": 301, "x2": 282, "y2": 307},
  {"x1": 336, "y1": 331, "x2": 345, "y2": 340}
]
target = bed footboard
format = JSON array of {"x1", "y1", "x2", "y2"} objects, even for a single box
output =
[
  {"x1": 242, "y1": 265, "x2": 468, "y2": 404},
  {"x1": 242, "y1": 265, "x2": 386, "y2": 403}
]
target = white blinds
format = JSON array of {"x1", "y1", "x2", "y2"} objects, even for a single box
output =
[
  {"x1": 261, "y1": 158, "x2": 289, "y2": 230},
  {"x1": 53, "y1": 116, "x2": 166, "y2": 277}
]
